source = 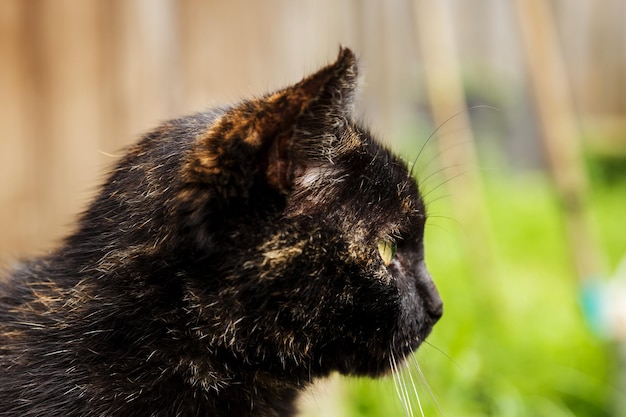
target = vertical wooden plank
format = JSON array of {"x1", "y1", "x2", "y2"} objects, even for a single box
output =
[
  {"x1": 176, "y1": 0, "x2": 239, "y2": 112},
  {"x1": 514, "y1": 0, "x2": 605, "y2": 281},
  {"x1": 28, "y1": 0, "x2": 104, "y2": 249},
  {"x1": 551, "y1": 0, "x2": 593, "y2": 115},
  {"x1": 592, "y1": 0, "x2": 626, "y2": 115},
  {"x1": 377, "y1": 0, "x2": 422, "y2": 140},
  {"x1": 104, "y1": 0, "x2": 177, "y2": 150},
  {"x1": 177, "y1": 0, "x2": 297, "y2": 109},
  {"x1": 0, "y1": 0, "x2": 33, "y2": 259},
  {"x1": 413, "y1": 0, "x2": 495, "y2": 273}
]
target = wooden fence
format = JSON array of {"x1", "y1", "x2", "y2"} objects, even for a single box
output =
[{"x1": 1, "y1": 0, "x2": 625, "y2": 260}]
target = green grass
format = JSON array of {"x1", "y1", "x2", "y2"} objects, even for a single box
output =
[{"x1": 335, "y1": 174, "x2": 623, "y2": 417}]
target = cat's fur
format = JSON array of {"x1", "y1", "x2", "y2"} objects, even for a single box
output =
[{"x1": 0, "y1": 48, "x2": 442, "y2": 417}]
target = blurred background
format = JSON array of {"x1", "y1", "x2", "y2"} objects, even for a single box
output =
[{"x1": 1, "y1": 0, "x2": 625, "y2": 416}]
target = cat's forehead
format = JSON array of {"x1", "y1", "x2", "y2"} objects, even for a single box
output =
[
  {"x1": 290, "y1": 123, "x2": 424, "y2": 236},
  {"x1": 339, "y1": 124, "x2": 419, "y2": 198},
  {"x1": 351, "y1": 129, "x2": 425, "y2": 222}
]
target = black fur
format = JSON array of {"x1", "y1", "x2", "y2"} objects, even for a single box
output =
[{"x1": 0, "y1": 48, "x2": 442, "y2": 417}]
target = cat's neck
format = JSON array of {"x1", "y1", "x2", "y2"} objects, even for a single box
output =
[{"x1": 149, "y1": 364, "x2": 306, "y2": 417}]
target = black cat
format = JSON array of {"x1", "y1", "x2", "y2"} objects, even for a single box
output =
[{"x1": 0, "y1": 47, "x2": 442, "y2": 417}]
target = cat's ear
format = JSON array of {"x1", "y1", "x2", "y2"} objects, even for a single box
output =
[
  {"x1": 262, "y1": 46, "x2": 359, "y2": 191},
  {"x1": 293, "y1": 46, "x2": 359, "y2": 120},
  {"x1": 184, "y1": 47, "x2": 358, "y2": 197}
]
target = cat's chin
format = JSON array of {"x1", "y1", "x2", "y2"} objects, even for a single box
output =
[
  {"x1": 330, "y1": 340, "x2": 426, "y2": 379},
  {"x1": 336, "y1": 356, "x2": 411, "y2": 379}
]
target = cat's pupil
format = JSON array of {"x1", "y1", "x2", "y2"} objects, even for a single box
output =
[{"x1": 377, "y1": 239, "x2": 397, "y2": 266}]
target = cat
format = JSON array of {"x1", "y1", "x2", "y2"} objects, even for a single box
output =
[{"x1": 0, "y1": 47, "x2": 442, "y2": 417}]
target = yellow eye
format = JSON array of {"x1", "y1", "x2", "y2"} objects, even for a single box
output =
[{"x1": 377, "y1": 239, "x2": 397, "y2": 266}]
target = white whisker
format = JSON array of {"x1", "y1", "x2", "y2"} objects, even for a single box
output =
[
  {"x1": 390, "y1": 350, "x2": 412, "y2": 417},
  {"x1": 411, "y1": 354, "x2": 444, "y2": 417},
  {"x1": 420, "y1": 170, "x2": 471, "y2": 201},
  {"x1": 404, "y1": 353, "x2": 425, "y2": 417},
  {"x1": 417, "y1": 163, "x2": 466, "y2": 190},
  {"x1": 408, "y1": 106, "x2": 495, "y2": 179},
  {"x1": 423, "y1": 340, "x2": 462, "y2": 370}
]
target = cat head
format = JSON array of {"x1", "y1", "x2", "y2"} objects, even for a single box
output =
[
  {"x1": 88, "y1": 48, "x2": 442, "y2": 380},
  {"x1": 177, "y1": 47, "x2": 442, "y2": 377}
]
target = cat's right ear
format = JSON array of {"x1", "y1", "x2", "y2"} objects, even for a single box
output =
[
  {"x1": 295, "y1": 46, "x2": 359, "y2": 119},
  {"x1": 261, "y1": 46, "x2": 360, "y2": 191},
  {"x1": 181, "y1": 47, "x2": 359, "y2": 199}
]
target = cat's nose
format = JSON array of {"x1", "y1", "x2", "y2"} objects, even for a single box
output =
[
  {"x1": 428, "y1": 292, "x2": 443, "y2": 322},
  {"x1": 417, "y1": 262, "x2": 443, "y2": 322}
]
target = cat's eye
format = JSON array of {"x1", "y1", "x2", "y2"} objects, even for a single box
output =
[{"x1": 377, "y1": 239, "x2": 397, "y2": 266}]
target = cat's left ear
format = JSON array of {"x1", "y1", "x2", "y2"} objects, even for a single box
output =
[{"x1": 184, "y1": 47, "x2": 358, "y2": 196}]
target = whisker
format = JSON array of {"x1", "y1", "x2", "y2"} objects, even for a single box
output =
[
  {"x1": 417, "y1": 163, "x2": 467, "y2": 191},
  {"x1": 390, "y1": 350, "x2": 412, "y2": 417},
  {"x1": 410, "y1": 122, "x2": 494, "y2": 184},
  {"x1": 408, "y1": 105, "x2": 498, "y2": 178},
  {"x1": 424, "y1": 194, "x2": 454, "y2": 206},
  {"x1": 389, "y1": 353, "x2": 405, "y2": 416},
  {"x1": 404, "y1": 353, "x2": 425, "y2": 417},
  {"x1": 408, "y1": 123, "x2": 445, "y2": 179},
  {"x1": 410, "y1": 138, "x2": 463, "y2": 184},
  {"x1": 411, "y1": 355, "x2": 444, "y2": 417},
  {"x1": 409, "y1": 104, "x2": 500, "y2": 187},
  {"x1": 420, "y1": 170, "x2": 471, "y2": 201},
  {"x1": 423, "y1": 222, "x2": 456, "y2": 238},
  {"x1": 425, "y1": 213, "x2": 458, "y2": 222},
  {"x1": 398, "y1": 355, "x2": 415, "y2": 417},
  {"x1": 422, "y1": 340, "x2": 462, "y2": 370}
]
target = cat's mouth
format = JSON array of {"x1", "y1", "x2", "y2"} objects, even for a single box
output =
[
  {"x1": 384, "y1": 266, "x2": 442, "y2": 376},
  {"x1": 328, "y1": 308, "x2": 440, "y2": 379}
]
